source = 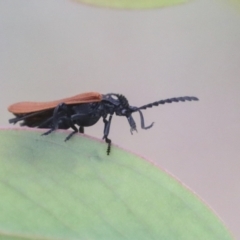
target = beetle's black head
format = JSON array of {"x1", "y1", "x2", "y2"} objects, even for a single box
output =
[
  {"x1": 102, "y1": 94, "x2": 131, "y2": 116},
  {"x1": 102, "y1": 93, "x2": 153, "y2": 133}
]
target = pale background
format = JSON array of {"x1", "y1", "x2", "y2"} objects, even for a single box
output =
[{"x1": 0, "y1": 0, "x2": 240, "y2": 238}]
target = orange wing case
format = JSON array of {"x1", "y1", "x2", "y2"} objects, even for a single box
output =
[{"x1": 8, "y1": 92, "x2": 102, "y2": 114}]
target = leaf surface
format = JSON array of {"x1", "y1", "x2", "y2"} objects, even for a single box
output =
[
  {"x1": 0, "y1": 129, "x2": 233, "y2": 240},
  {"x1": 72, "y1": 0, "x2": 189, "y2": 9}
]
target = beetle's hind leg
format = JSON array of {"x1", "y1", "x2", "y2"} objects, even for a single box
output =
[
  {"x1": 42, "y1": 103, "x2": 73, "y2": 137},
  {"x1": 102, "y1": 115, "x2": 113, "y2": 155},
  {"x1": 63, "y1": 117, "x2": 78, "y2": 141},
  {"x1": 42, "y1": 119, "x2": 59, "y2": 136},
  {"x1": 65, "y1": 129, "x2": 77, "y2": 141},
  {"x1": 42, "y1": 128, "x2": 55, "y2": 136},
  {"x1": 65, "y1": 125, "x2": 84, "y2": 142},
  {"x1": 41, "y1": 117, "x2": 65, "y2": 136},
  {"x1": 79, "y1": 126, "x2": 84, "y2": 133}
]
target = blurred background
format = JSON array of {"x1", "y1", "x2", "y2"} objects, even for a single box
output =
[{"x1": 0, "y1": 0, "x2": 240, "y2": 238}]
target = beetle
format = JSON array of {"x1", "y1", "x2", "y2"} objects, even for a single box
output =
[{"x1": 8, "y1": 92, "x2": 198, "y2": 154}]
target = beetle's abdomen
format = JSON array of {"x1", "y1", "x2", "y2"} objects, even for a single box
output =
[{"x1": 71, "y1": 103, "x2": 101, "y2": 127}]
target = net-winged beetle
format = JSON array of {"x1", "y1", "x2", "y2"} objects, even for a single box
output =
[{"x1": 8, "y1": 92, "x2": 199, "y2": 155}]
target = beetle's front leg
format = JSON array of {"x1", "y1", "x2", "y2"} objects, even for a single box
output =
[
  {"x1": 127, "y1": 115, "x2": 137, "y2": 134},
  {"x1": 102, "y1": 115, "x2": 113, "y2": 155}
]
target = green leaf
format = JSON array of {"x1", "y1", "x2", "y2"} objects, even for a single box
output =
[
  {"x1": 72, "y1": 0, "x2": 190, "y2": 9},
  {"x1": 226, "y1": 0, "x2": 240, "y2": 10},
  {"x1": 0, "y1": 129, "x2": 233, "y2": 240}
]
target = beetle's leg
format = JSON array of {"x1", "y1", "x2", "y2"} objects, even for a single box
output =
[
  {"x1": 42, "y1": 128, "x2": 54, "y2": 136},
  {"x1": 79, "y1": 126, "x2": 84, "y2": 133},
  {"x1": 61, "y1": 117, "x2": 78, "y2": 141},
  {"x1": 65, "y1": 131, "x2": 77, "y2": 141},
  {"x1": 42, "y1": 103, "x2": 72, "y2": 136},
  {"x1": 102, "y1": 115, "x2": 113, "y2": 155},
  {"x1": 52, "y1": 103, "x2": 71, "y2": 126},
  {"x1": 127, "y1": 115, "x2": 137, "y2": 134},
  {"x1": 38, "y1": 116, "x2": 54, "y2": 128},
  {"x1": 138, "y1": 110, "x2": 154, "y2": 130},
  {"x1": 9, "y1": 110, "x2": 46, "y2": 124},
  {"x1": 41, "y1": 115, "x2": 61, "y2": 136},
  {"x1": 70, "y1": 114, "x2": 85, "y2": 134},
  {"x1": 42, "y1": 115, "x2": 62, "y2": 136},
  {"x1": 42, "y1": 120, "x2": 60, "y2": 136},
  {"x1": 42, "y1": 116, "x2": 68, "y2": 136}
]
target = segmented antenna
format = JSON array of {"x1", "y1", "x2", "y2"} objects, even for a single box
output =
[{"x1": 136, "y1": 96, "x2": 199, "y2": 111}]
